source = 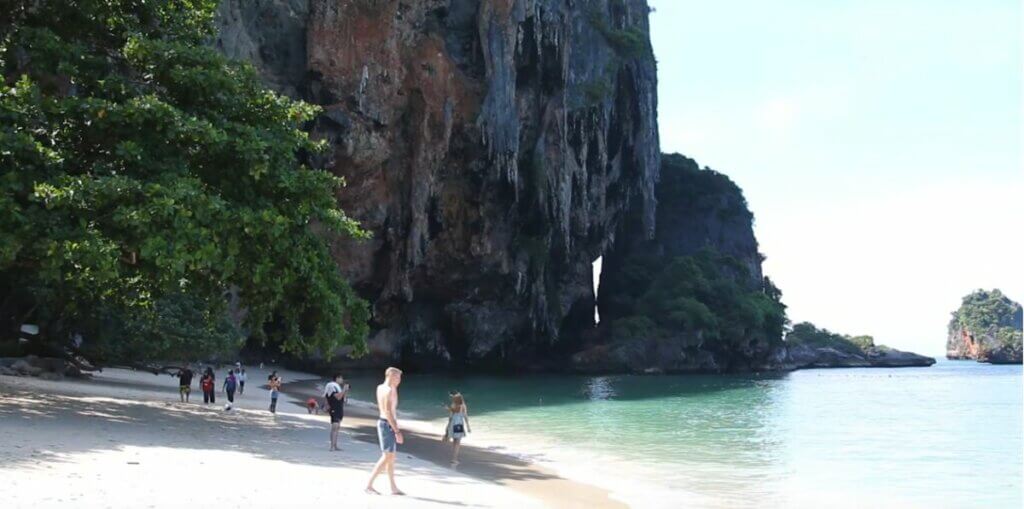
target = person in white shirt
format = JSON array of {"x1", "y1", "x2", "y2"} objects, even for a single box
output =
[
  {"x1": 237, "y1": 369, "x2": 247, "y2": 395},
  {"x1": 324, "y1": 374, "x2": 349, "y2": 451}
]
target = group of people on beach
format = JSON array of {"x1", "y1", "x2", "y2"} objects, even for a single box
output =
[
  {"x1": 174, "y1": 363, "x2": 278, "y2": 413},
  {"x1": 173, "y1": 363, "x2": 470, "y2": 496}
]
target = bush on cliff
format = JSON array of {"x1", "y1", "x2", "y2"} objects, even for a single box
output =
[
  {"x1": 0, "y1": 1, "x2": 369, "y2": 361},
  {"x1": 951, "y1": 289, "x2": 1022, "y2": 336},
  {"x1": 949, "y1": 289, "x2": 1023, "y2": 361},
  {"x1": 784, "y1": 322, "x2": 874, "y2": 355},
  {"x1": 607, "y1": 249, "x2": 787, "y2": 349}
]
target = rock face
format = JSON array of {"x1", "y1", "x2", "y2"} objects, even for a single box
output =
[
  {"x1": 773, "y1": 322, "x2": 935, "y2": 371},
  {"x1": 216, "y1": 0, "x2": 660, "y2": 370},
  {"x1": 598, "y1": 153, "x2": 763, "y2": 299},
  {"x1": 779, "y1": 343, "x2": 935, "y2": 369},
  {"x1": 946, "y1": 289, "x2": 1023, "y2": 364},
  {"x1": 573, "y1": 154, "x2": 786, "y2": 373}
]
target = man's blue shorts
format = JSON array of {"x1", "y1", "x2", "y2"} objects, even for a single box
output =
[{"x1": 377, "y1": 419, "x2": 397, "y2": 453}]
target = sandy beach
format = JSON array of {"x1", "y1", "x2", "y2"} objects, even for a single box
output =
[{"x1": 0, "y1": 366, "x2": 624, "y2": 509}]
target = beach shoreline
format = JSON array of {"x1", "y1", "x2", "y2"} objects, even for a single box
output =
[{"x1": 0, "y1": 366, "x2": 624, "y2": 508}]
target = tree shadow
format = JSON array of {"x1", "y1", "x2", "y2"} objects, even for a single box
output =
[{"x1": 0, "y1": 383, "x2": 562, "y2": 487}]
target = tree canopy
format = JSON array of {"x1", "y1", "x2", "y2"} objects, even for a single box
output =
[
  {"x1": 0, "y1": 0, "x2": 369, "y2": 360},
  {"x1": 784, "y1": 322, "x2": 875, "y2": 355},
  {"x1": 950, "y1": 289, "x2": 1023, "y2": 358},
  {"x1": 604, "y1": 248, "x2": 787, "y2": 350}
]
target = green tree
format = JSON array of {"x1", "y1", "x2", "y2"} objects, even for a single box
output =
[
  {"x1": 84, "y1": 293, "x2": 246, "y2": 363},
  {"x1": 0, "y1": 0, "x2": 369, "y2": 359},
  {"x1": 785, "y1": 322, "x2": 874, "y2": 355},
  {"x1": 607, "y1": 249, "x2": 787, "y2": 350}
]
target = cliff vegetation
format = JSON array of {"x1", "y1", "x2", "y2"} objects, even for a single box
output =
[
  {"x1": 947, "y1": 289, "x2": 1022, "y2": 364},
  {"x1": 0, "y1": 0, "x2": 368, "y2": 363},
  {"x1": 782, "y1": 321, "x2": 935, "y2": 369}
]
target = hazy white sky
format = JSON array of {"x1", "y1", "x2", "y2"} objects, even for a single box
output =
[{"x1": 646, "y1": 0, "x2": 1022, "y2": 355}]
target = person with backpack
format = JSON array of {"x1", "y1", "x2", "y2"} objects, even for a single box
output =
[
  {"x1": 200, "y1": 368, "x2": 215, "y2": 404},
  {"x1": 324, "y1": 374, "x2": 349, "y2": 451},
  {"x1": 222, "y1": 370, "x2": 238, "y2": 410}
]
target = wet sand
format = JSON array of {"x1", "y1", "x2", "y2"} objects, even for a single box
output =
[{"x1": 280, "y1": 378, "x2": 625, "y2": 509}]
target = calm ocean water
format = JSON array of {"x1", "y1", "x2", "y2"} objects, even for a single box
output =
[{"x1": 346, "y1": 360, "x2": 1021, "y2": 508}]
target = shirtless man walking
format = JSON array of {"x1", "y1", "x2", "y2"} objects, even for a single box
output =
[{"x1": 365, "y1": 366, "x2": 404, "y2": 496}]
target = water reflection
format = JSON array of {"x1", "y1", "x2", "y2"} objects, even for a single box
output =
[{"x1": 582, "y1": 376, "x2": 616, "y2": 401}]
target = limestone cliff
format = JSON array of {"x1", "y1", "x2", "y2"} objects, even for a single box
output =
[
  {"x1": 946, "y1": 289, "x2": 1023, "y2": 364},
  {"x1": 574, "y1": 154, "x2": 786, "y2": 373},
  {"x1": 216, "y1": 0, "x2": 660, "y2": 370}
]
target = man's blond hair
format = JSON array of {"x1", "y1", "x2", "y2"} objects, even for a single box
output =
[{"x1": 384, "y1": 366, "x2": 403, "y2": 378}]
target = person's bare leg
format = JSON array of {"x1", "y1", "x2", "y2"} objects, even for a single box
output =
[
  {"x1": 330, "y1": 422, "x2": 340, "y2": 451},
  {"x1": 365, "y1": 453, "x2": 388, "y2": 494},
  {"x1": 387, "y1": 454, "x2": 403, "y2": 495},
  {"x1": 452, "y1": 439, "x2": 461, "y2": 465}
]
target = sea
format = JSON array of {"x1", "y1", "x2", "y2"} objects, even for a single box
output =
[{"x1": 345, "y1": 359, "x2": 1022, "y2": 508}]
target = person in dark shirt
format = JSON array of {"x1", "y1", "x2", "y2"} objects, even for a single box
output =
[
  {"x1": 324, "y1": 374, "x2": 349, "y2": 451},
  {"x1": 177, "y1": 367, "x2": 194, "y2": 403},
  {"x1": 200, "y1": 367, "x2": 215, "y2": 404},
  {"x1": 223, "y1": 370, "x2": 238, "y2": 410}
]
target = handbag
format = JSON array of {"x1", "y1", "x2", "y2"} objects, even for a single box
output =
[{"x1": 452, "y1": 423, "x2": 465, "y2": 434}]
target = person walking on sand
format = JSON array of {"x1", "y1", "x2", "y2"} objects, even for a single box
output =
[
  {"x1": 324, "y1": 374, "x2": 350, "y2": 451},
  {"x1": 446, "y1": 393, "x2": 471, "y2": 466},
  {"x1": 200, "y1": 368, "x2": 215, "y2": 404},
  {"x1": 176, "y1": 366, "x2": 194, "y2": 403},
  {"x1": 365, "y1": 367, "x2": 404, "y2": 496},
  {"x1": 237, "y1": 369, "x2": 247, "y2": 396},
  {"x1": 442, "y1": 391, "x2": 456, "y2": 442},
  {"x1": 268, "y1": 373, "x2": 281, "y2": 414},
  {"x1": 222, "y1": 370, "x2": 238, "y2": 410}
]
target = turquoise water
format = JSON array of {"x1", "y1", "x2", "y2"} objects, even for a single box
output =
[{"x1": 346, "y1": 360, "x2": 1021, "y2": 508}]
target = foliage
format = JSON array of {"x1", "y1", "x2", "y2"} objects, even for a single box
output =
[
  {"x1": 950, "y1": 289, "x2": 1022, "y2": 333},
  {"x1": 582, "y1": 77, "x2": 613, "y2": 106},
  {"x1": 606, "y1": 249, "x2": 787, "y2": 347},
  {"x1": 950, "y1": 289, "x2": 1023, "y2": 358},
  {"x1": 578, "y1": 61, "x2": 621, "y2": 107},
  {"x1": 661, "y1": 153, "x2": 752, "y2": 221},
  {"x1": 82, "y1": 293, "x2": 245, "y2": 363},
  {"x1": 784, "y1": 322, "x2": 875, "y2": 355},
  {"x1": 610, "y1": 315, "x2": 657, "y2": 341},
  {"x1": 0, "y1": 0, "x2": 369, "y2": 359},
  {"x1": 587, "y1": 13, "x2": 650, "y2": 59}
]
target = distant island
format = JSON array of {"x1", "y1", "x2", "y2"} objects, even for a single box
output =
[
  {"x1": 778, "y1": 322, "x2": 935, "y2": 370},
  {"x1": 947, "y1": 289, "x2": 1023, "y2": 364}
]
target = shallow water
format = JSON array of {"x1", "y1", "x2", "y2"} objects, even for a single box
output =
[{"x1": 345, "y1": 360, "x2": 1021, "y2": 508}]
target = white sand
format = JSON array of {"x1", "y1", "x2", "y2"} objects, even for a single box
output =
[{"x1": 0, "y1": 366, "x2": 547, "y2": 508}]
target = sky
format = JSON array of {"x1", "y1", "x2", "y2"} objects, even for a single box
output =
[{"x1": 644, "y1": 0, "x2": 1022, "y2": 356}]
